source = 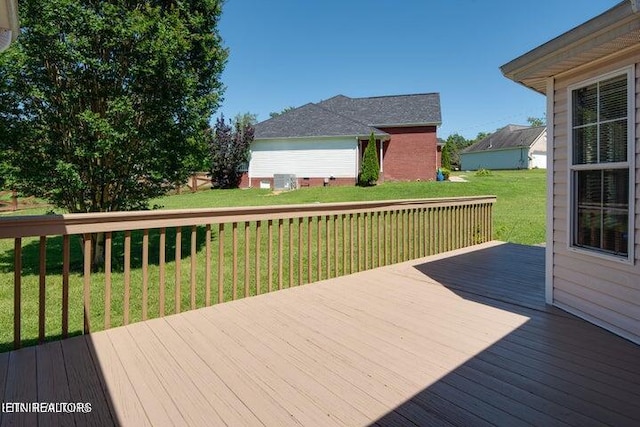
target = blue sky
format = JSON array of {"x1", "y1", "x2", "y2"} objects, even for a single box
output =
[{"x1": 218, "y1": 0, "x2": 616, "y2": 140}]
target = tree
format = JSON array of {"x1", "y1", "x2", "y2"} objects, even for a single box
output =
[
  {"x1": 269, "y1": 106, "x2": 295, "y2": 118},
  {"x1": 358, "y1": 133, "x2": 379, "y2": 186},
  {"x1": 209, "y1": 115, "x2": 254, "y2": 189},
  {"x1": 441, "y1": 142, "x2": 452, "y2": 170},
  {"x1": 0, "y1": 0, "x2": 227, "y2": 215},
  {"x1": 233, "y1": 112, "x2": 258, "y2": 129},
  {"x1": 527, "y1": 115, "x2": 546, "y2": 127},
  {"x1": 443, "y1": 133, "x2": 471, "y2": 170}
]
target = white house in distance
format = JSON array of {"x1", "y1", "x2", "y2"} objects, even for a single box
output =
[
  {"x1": 502, "y1": 0, "x2": 640, "y2": 344},
  {"x1": 460, "y1": 125, "x2": 547, "y2": 170},
  {"x1": 246, "y1": 93, "x2": 443, "y2": 188}
]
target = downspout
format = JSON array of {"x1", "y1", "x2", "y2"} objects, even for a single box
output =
[{"x1": 545, "y1": 78, "x2": 554, "y2": 305}]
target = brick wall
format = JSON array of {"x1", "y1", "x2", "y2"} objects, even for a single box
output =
[{"x1": 377, "y1": 126, "x2": 439, "y2": 181}]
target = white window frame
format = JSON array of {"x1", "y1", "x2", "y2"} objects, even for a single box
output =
[{"x1": 567, "y1": 66, "x2": 635, "y2": 264}]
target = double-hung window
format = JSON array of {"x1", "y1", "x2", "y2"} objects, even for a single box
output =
[{"x1": 570, "y1": 69, "x2": 634, "y2": 260}]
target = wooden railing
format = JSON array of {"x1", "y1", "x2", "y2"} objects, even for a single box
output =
[{"x1": 0, "y1": 196, "x2": 495, "y2": 351}]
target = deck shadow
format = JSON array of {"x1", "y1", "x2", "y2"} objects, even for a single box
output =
[{"x1": 370, "y1": 243, "x2": 640, "y2": 426}]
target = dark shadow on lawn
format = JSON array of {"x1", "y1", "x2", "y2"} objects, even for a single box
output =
[{"x1": 0, "y1": 225, "x2": 212, "y2": 275}]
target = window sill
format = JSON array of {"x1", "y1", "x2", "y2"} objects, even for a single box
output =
[{"x1": 567, "y1": 245, "x2": 634, "y2": 266}]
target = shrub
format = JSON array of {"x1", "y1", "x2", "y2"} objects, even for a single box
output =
[
  {"x1": 440, "y1": 168, "x2": 451, "y2": 180},
  {"x1": 358, "y1": 132, "x2": 379, "y2": 186},
  {"x1": 475, "y1": 168, "x2": 492, "y2": 176}
]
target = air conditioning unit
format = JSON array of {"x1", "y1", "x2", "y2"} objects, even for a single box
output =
[{"x1": 273, "y1": 174, "x2": 297, "y2": 191}]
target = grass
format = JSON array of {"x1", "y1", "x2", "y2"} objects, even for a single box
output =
[
  {"x1": 153, "y1": 169, "x2": 546, "y2": 245},
  {"x1": 0, "y1": 169, "x2": 546, "y2": 351}
]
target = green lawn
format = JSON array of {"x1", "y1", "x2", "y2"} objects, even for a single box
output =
[
  {"x1": 0, "y1": 169, "x2": 546, "y2": 351},
  {"x1": 153, "y1": 169, "x2": 546, "y2": 245}
]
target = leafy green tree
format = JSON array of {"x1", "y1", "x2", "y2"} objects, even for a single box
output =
[
  {"x1": 269, "y1": 106, "x2": 295, "y2": 118},
  {"x1": 0, "y1": 0, "x2": 227, "y2": 215},
  {"x1": 527, "y1": 116, "x2": 546, "y2": 127},
  {"x1": 209, "y1": 115, "x2": 254, "y2": 189},
  {"x1": 358, "y1": 133, "x2": 379, "y2": 186},
  {"x1": 441, "y1": 142, "x2": 452, "y2": 169},
  {"x1": 444, "y1": 133, "x2": 471, "y2": 169},
  {"x1": 233, "y1": 112, "x2": 258, "y2": 129}
]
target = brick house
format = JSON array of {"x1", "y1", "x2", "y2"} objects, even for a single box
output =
[{"x1": 245, "y1": 93, "x2": 442, "y2": 188}]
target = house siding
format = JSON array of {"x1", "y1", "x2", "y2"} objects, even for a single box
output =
[
  {"x1": 551, "y1": 49, "x2": 640, "y2": 344},
  {"x1": 378, "y1": 126, "x2": 438, "y2": 181},
  {"x1": 248, "y1": 137, "x2": 357, "y2": 187},
  {"x1": 461, "y1": 148, "x2": 531, "y2": 170}
]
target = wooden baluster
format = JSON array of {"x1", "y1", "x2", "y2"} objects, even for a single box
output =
[
  {"x1": 205, "y1": 225, "x2": 211, "y2": 306},
  {"x1": 390, "y1": 211, "x2": 395, "y2": 263},
  {"x1": 349, "y1": 213, "x2": 354, "y2": 273},
  {"x1": 298, "y1": 218, "x2": 303, "y2": 285},
  {"x1": 83, "y1": 234, "x2": 92, "y2": 334},
  {"x1": 232, "y1": 222, "x2": 238, "y2": 299},
  {"x1": 326, "y1": 215, "x2": 330, "y2": 278},
  {"x1": 159, "y1": 228, "x2": 166, "y2": 315},
  {"x1": 383, "y1": 211, "x2": 389, "y2": 266},
  {"x1": 62, "y1": 235, "x2": 70, "y2": 338},
  {"x1": 289, "y1": 218, "x2": 294, "y2": 287},
  {"x1": 333, "y1": 214, "x2": 339, "y2": 278},
  {"x1": 363, "y1": 212, "x2": 368, "y2": 270},
  {"x1": 218, "y1": 223, "x2": 225, "y2": 303},
  {"x1": 142, "y1": 229, "x2": 149, "y2": 319},
  {"x1": 342, "y1": 214, "x2": 347, "y2": 275},
  {"x1": 245, "y1": 222, "x2": 250, "y2": 297},
  {"x1": 316, "y1": 216, "x2": 322, "y2": 280},
  {"x1": 105, "y1": 232, "x2": 112, "y2": 329},
  {"x1": 307, "y1": 216, "x2": 312, "y2": 283},
  {"x1": 256, "y1": 221, "x2": 262, "y2": 295},
  {"x1": 175, "y1": 226, "x2": 182, "y2": 313},
  {"x1": 268, "y1": 220, "x2": 273, "y2": 292},
  {"x1": 357, "y1": 213, "x2": 362, "y2": 271},
  {"x1": 191, "y1": 226, "x2": 197, "y2": 308},
  {"x1": 38, "y1": 236, "x2": 46, "y2": 344},
  {"x1": 124, "y1": 230, "x2": 131, "y2": 325},
  {"x1": 278, "y1": 219, "x2": 283, "y2": 290},
  {"x1": 377, "y1": 211, "x2": 382, "y2": 267},
  {"x1": 14, "y1": 237, "x2": 22, "y2": 349}
]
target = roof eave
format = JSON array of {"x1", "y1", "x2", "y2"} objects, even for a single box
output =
[
  {"x1": 500, "y1": 1, "x2": 640, "y2": 94},
  {"x1": 254, "y1": 132, "x2": 389, "y2": 141},
  {"x1": 372, "y1": 121, "x2": 442, "y2": 128}
]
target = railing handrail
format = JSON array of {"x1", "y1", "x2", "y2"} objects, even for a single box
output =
[{"x1": 0, "y1": 196, "x2": 496, "y2": 239}]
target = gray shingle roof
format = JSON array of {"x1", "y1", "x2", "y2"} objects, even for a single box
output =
[
  {"x1": 254, "y1": 92, "x2": 441, "y2": 139},
  {"x1": 254, "y1": 103, "x2": 388, "y2": 139},
  {"x1": 317, "y1": 93, "x2": 442, "y2": 126},
  {"x1": 462, "y1": 125, "x2": 546, "y2": 153}
]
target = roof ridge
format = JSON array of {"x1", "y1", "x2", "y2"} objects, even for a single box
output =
[{"x1": 351, "y1": 92, "x2": 438, "y2": 100}]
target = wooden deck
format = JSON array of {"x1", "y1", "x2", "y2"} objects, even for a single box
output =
[{"x1": 1, "y1": 241, "x2": 639, "y2": 426}]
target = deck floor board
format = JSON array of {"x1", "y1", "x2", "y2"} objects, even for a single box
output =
[{"x1": 1, "y1": 241, "x2": 640, "y2": 426}]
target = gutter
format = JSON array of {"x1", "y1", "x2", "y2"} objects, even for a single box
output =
[{"x1": 501, "y1": 1, "x2": 640, "y2": 92}]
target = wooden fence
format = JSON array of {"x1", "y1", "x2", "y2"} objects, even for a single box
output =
[
  {"x1": 0, "y1": 196, "x2": 495, "y2": 350},
  {"x1": 0, "y1": 191, "x2": 18, "y2": 212}
]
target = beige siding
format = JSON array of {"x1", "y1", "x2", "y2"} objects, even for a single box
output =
[{"x1": 552, "y1": 49, "x2": 640, "y2": 344}]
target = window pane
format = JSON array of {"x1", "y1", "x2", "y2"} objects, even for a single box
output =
[
  {"x1": 577, "y1": 170, "x2": 602, "y2": 208},
  {"x1": 573, "y1": 83, "x2": 597, "y2": 126},
  {"x1": 600, "y1": 75, "x2": 627, "y2": 121},
  {"x1": 603, "y1": 169, "x2": 629, "y2": 209},
  {"x1": 573, "y1": 125, "x2": 597, "y2": 164},
  {"x1": 599, "y1": 120, "x2": 627, "y2": 163},
  {"x1": 602, "y1": 211, "x2": 628, "y2": 255},
  {"x1": 576, "y1": 209, "x2": 601, "y2": 249}
]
